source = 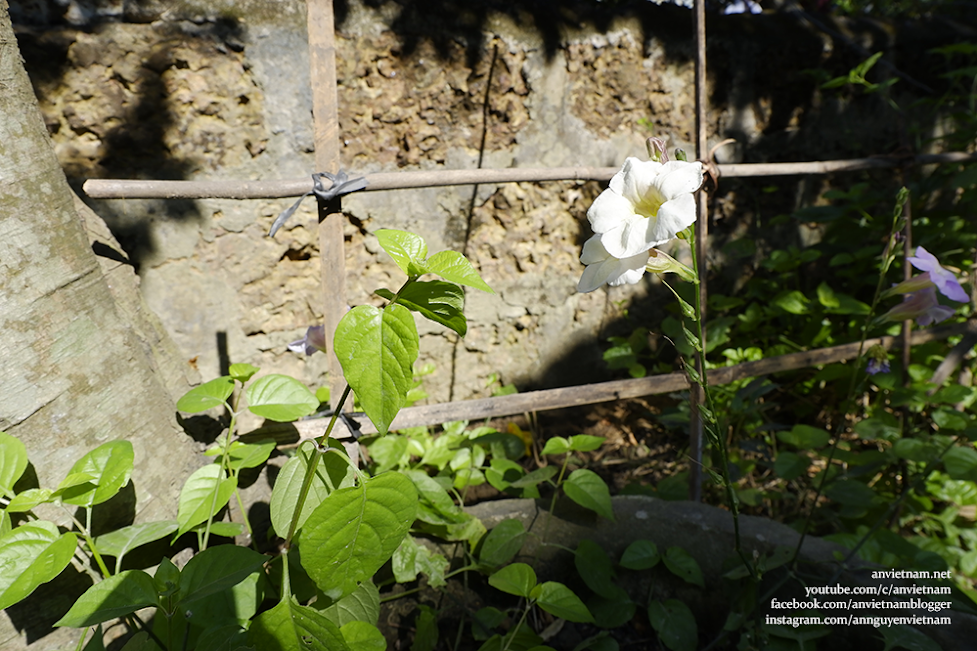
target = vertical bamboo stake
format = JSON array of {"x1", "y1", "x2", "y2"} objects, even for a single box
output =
[
  {"x1": 306, "y1": 0, "x2": 347, "y2": 408},
  {"x1": 901, "y1": 190, "x2": 913, "y2": 385},
  {"x1": 689, "y1": 0, "x2": 708, "y2": 503}
]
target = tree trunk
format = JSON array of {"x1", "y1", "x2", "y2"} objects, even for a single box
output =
[{"x1": 0, "y1": 3, "x2": 201, "y2": 648}]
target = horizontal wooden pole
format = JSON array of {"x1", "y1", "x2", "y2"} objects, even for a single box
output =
[
  {"x1": 245, "y1": 320, "x2": 971, "y2": 443},
  {"x1": 82, "y1": 152, "x2": 977, "y2": 200}
]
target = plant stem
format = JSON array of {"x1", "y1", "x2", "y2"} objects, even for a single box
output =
[
  {"x1": 687, "y1": 228, "x2": 748, "y2": 568},
  {"x1": 284, "y1": 383, "x2": 353, "y2": 548}
]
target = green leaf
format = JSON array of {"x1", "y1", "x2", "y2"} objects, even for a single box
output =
[
  {"x1": 587, "y1": 592, "x2": 636, "y2": 630},
  {"x1": 854, "y1": 415, "x2": 901, "y2": 443},
  {"x1": 299, "y1": 472, "x2": 417, "y2": 600},
  {"x1": 55, "y1": 570, "x2": 158, "y2": 627},
  {"x1": 5, "y1": 488, "x2": 54, "y2": 512},
  {"x1": 196, "y1": 625, "x2": 249, "y2": 651},
  {"x1": 945, "y1": 446, "x2": 977, "y2": 481},
  {"x1": 60, "y1": 441, "x2": 134, "y2": 507},
  {"x1": 376, "y1": 229, "x2": 428, "y2": 277},
  {"x1": 335, "y1": 304, "x2": 419, "y2": 434},
  {"x1": 341, "y1": 621, "x2": 386, "y2": 651},
  {"x1": 319, "y1": 580, "x2": 380, "y2": 627},
  {"x1": 154, "y1": 557, "x2": 180, "y2": 596},
  {"x1": 424, "y1": 250, "x2": 494, "y2": 293},
  {"x1": 246, "y1": 374, "x2": 319, "y2": 422},
  {"x1": 95, "y1": 521, "x2": 178, "y2": 572},
  {"x1": 177, "y1": 377, "x2": 235, "y2": 413},
  {"x1": 229, "y1": 363, "x2": 260, "y2": 383},
  {"x1": 774, "y1": 452, "x2": 810, "y2": 481},
  {"x1": 392, "y1": 536, "x2": 449, "y2": 588},
  {"x1": 176, "y1": 464, "x2": 237, "y2": 538},
  {"x1": 541, "y1": 437, "x2": 570, "y2": 456},
  {"x1": 575, "y1": 539, "x2": 619, "y2": 599},
  {"x1": 564, "y1": 469, "x2": 615, "y2": 521},
  {"x1": 648, "y1": 599, "x2": 697, "y2": 651},
  {"x1": 619, "y1": 539, "x2": 660, "y2": 570},
  {"x1": 190, "y1": 520, "x2": 245, "y2": 539},
  {"x1": 663, "y1": 547, "x2": 704, "y2": 588},
  {"x1": 410, "y1": 605, "x2": 439, "y2": 651},
  {"x1": 569, "y1": 435, "x2": 605, "y2": 452},
  {"x1": 777, "y1": 425, "x2": 830, "y2": 450},
  {"x1": 479, "y1": 518, "x2": 526, "y2": 568},
  {"x1": 249, "y1": 597, "x2": 350, "y2": 651},
  {"x1": 0, "y1": 522, "x2": 77, "y2": 611},
  {"x1": 880, "y1": 624, "x2": 942, "y2": 651},
  {"x1": 270, "y1": 440, "x2": 356, "y2": 538},
  {"x1": 825, "y1": 479, "x2": 876, "y2": 508},
  {"x1": 0, "y1": 431, "x2": 28, "y2": 498},
  {"x1": 179, "y1": 545, "x2": 267, "y2": 605},
  {"x1": 772, "y1": 290, "x2": 810, "y2": 315},
  {"x1": 488, "y1": 563, "x2": 536, "y2": 598},
  {"x1": 377, "y1": 281, "x2": 467, "y2": 337},
  {"x1": 536, "y1": 582, "x2": 595, "y2": 623},
  {"x1": 509, "y1": 465, "x2": 557, "y2": 488},
  {"x1": 404, "y1": 469, "x2": 467, "y2": 526},
  {"x1": 225, "y1": 440, "x2": 277, "y2": 471}
]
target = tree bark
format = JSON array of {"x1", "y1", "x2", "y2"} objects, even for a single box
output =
[{"x1": 0, "y1": 3, "x2": 200, "y2": 648}]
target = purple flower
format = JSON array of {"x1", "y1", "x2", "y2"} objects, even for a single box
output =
[
  {"x1": 880, "y1": 287, "x2": 956, "y2": 326},
  {"x1": 866, "y1": 358, "x2": 890, "y2": 375},
  {"x1": 288, "y1": 325, "x2": 327, "y2": 355},
  {"x1": 907, "y1": 246, "x2": 969, "y2": 302}
]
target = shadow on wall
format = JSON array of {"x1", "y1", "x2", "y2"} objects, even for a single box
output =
[{"x1": 12, "y1": 4, "x2": 251, "y2": 271}]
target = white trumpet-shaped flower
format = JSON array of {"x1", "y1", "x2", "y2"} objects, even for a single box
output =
[
  {"x1": 587, "y1": 157, "x2": 704, "y2": 259},
  {"x1": 577, "y1": 235, "x2": 648, "y2": 293}
]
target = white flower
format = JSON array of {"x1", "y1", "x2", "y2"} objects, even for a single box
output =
[
  {"x1": 587, "y1": 157, "x2": 703, "y2": 259},
  {"x1": 577, "y1": 235, "x2": 648, "y2": 293}
]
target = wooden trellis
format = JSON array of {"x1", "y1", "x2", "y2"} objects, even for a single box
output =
[{"x1": 84, "y1": 0, "x2": 977, "y2": 499}]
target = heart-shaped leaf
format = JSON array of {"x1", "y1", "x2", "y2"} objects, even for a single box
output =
[
  {"x1": 488, "y1": 562, "x2": 536, "y2": 598},
  {"x1": 425, "y1": 251, "x2": 494, "y2": 293},
  {"x1": 335, "y1": 304, "x2": 419, "y2": 434},
  {"x1": 648, "y1": 599, "x2": 697, "y2": 651},
  {"x1": 95, "y1": 521, "x2": 178, "y2": 572},
  {"x1": 0, "y1": 431, "x2": 28, "y2": 498},
  {"x1": 248, "y1": 596, "x2": 350, "y2": 651},
  {"x1": 564, "y1": 469, "x2": 615, "y2": 521},
  {"x1": 0, "y1": 522, "x2": 77, "y2": 611},
  {"x1": 376, "y1": 280, "x2": 467, "y2": 336},
  {"x1": 179, "y1": 545, "x2": 267, "y2": 605},
  {"x1": 269, "y1": 440, "x2": 355, "y2": 538},
  {"x1": 60, "y1": 441, "x2": 134, "y2": 507},
  {"x1": 299, "y1": 472, "x2": 416, "y2": 600},
  {"x1": 55, "y1": 570, "x2": 158, "y2": 627},
  {"x1": 177, "y1": 377, "x2": 235, "y2": 413},
  {"x1": 376, "y1": 229, "x2": 427, "y2": 277},
  {"x1": 536, "y1": 582, "x2": 594, "y2": 623},
  {"x1": 176, "y1": 464, "x2": 236, "y2": 538},
  {"x1": 247, "y1": 374, "x2": 318, "y2": 422}
]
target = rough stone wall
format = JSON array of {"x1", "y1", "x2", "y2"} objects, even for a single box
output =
[{"x1": 12, "y1": 0, "x2": 964, "y2": 408}]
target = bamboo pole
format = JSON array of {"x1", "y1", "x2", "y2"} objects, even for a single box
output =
[
  {"x1": 306, "y1": 0, "x2": 347, "y2": 407},
  {"x1": 689, "y1": 0, "x2": 708, "y2": 503},
  {"x1": 243, "y1": 320, "x2": 973, "y2": 443},
  {"x1": 81, "y1": 153, "x2": 977, "y2": 200}
]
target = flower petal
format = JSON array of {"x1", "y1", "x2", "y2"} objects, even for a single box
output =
[
  {"x1": 587, "y1": 190, "x2": 635, "y2": 234},
  {"x1": 647, "y1": 193, "x2": 697, "y2": 246},
  {"x1": 655, "y1": 161, "x2": 704, "y2": 199},
  {"x1": 615, "y1": 158, "x2": 664, "y2": 204}
]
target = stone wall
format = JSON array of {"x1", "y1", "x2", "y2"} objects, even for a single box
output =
[{"x1": 12, "y1": 0, "x2": 968, "y2": 407}]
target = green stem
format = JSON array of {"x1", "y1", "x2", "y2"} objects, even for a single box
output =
[
  {"x1": 687, "y1": 228, "x2": 748, "y2": 568},
  {"x1": 284, "y1": 384, "x2": 353, "y2": 548},
  {"x1": 202, "y1": 407, "x2": 236, "y2": 551},
  {"x1": 67, "y1": 509, "x2": 111, "y2": 578},
  {"x1": 500, "y1": 604, "x2": 532, "y2": 651}
]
